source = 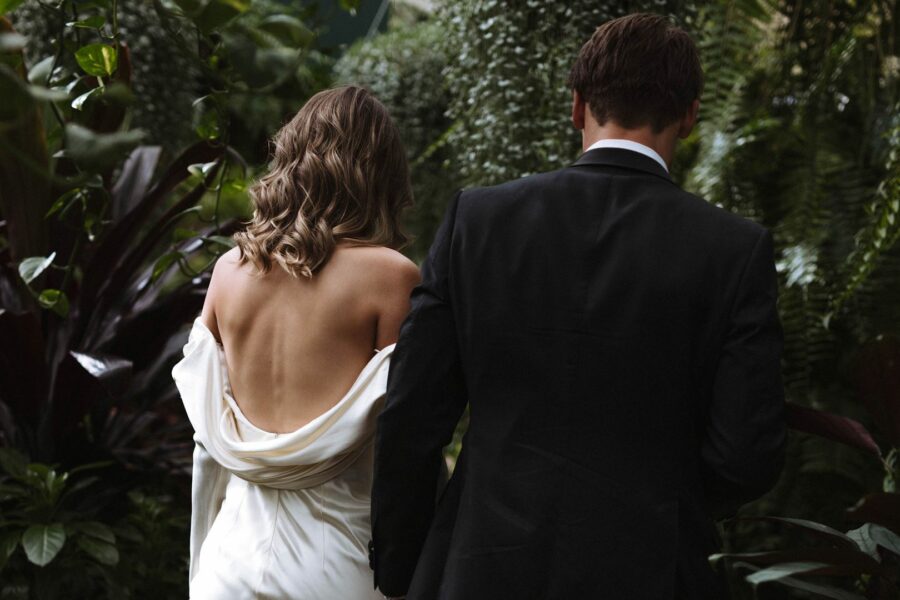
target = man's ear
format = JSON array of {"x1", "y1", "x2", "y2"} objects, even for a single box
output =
[
  {"x1": 677, "y1": 99, "x2": 700, "y2": 139},
  {"x1": 572, "y1": 90, "x2": 585, "y2": 130}
]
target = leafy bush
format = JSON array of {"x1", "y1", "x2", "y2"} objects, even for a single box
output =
[
  {"x1": 0, "y1": 448, "x2": 189, "y2": 599},
  {"x1": 438, "y1": 0, "x2": 696, "y2": 186}
]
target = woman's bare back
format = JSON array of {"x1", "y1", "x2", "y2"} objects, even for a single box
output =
[{"x1": 200, "y1": 244, "x2": 420, "y2": 433}]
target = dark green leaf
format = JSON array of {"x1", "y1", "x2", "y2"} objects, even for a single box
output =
[
  {"x1": 0, "y1": 449, "x2": 28, "y2": 478},
  {"x1": 203, "y1": 235, "x2": 235, "y2": 249},
  {"x1": 195, "y1": 0, "x2": 251, "y2": 34},
  {"x1": 21, "y1": 524, "x2": 65, "y2": 566},
  {"x1": 67, "y1": 16, "x2": 106, "y2": 29},
  {"x1": 258, "y1": 15, "x2": 314, "y2": 48},
  {"x1": 0, "y1": 529, "x2": 21, "y2": 570},
  {"x1": 75, "y1": 535, "x2": 118, "y2": 565},
  {"x1": 18, "y1": 253, "x2": 56, "y2": 285},
  {"x1": 65, "y1": 123, "x2": 145, "y2": 170},
  {"x1": 152, "y1": 252, "x2": 182, "y2": 281},
  {"x1": 73, "y1": 521, "x2": 115, "y2": 544},
  {"x1": 174, "y1": 227, "x2": 198, "y2": 241},
  {"x1": 46, "y1": 188, "x2": 84, "y2": 219}
]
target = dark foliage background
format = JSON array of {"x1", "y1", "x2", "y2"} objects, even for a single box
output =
[{"x1": 1, "y1": 0, "x2": 898, "y2": 597}]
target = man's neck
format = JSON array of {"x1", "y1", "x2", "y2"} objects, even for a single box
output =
[{"x1": 582, "y1": 123, "x2": 678, "y2": 168}]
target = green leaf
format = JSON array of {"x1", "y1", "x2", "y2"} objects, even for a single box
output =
[
  {"x1": 46, "y1": 188, "x2": 84, "y2": 219},
  {"x1": 26, "y1": 84, "x2": 69, "y2": 102},
  {"x1": 65, "y1": 123, "x2": 144, "y2": 170},
  {"x1": 195, "y1": 0, "x2": 251, "y2": 34},
  {"x1": 258, "y1": 15, "x2": 315, "y2": 48},
  {"x1": 0, "y1": 0, "x2": 26, "y2": 14},
  {"x1": 75, "y1": 535, "x2": 118, "y2": 566},
  {"x1": 27, "y1": 56, "x2": 57, "y2": 86},
  {"x1": 74, "y1": 43, "x2": 118, "y2": 77},
  {"x1": 152, "y1": 252, "x2": 182, "y2": 281},
  {"x1": 21, "y1": 524, "x2": 65, "y2": 566},
  {"x1": 0, "y1": 530, "x2": 21, "y2": 570},
  {"x1": 66, "y1": 16, "x2": 106, "y2": 29},
  {"x1": 0, "y1": 449, "x2": 28, "y2": 478},
  {"x1": 746, "y1": 561, "x2": 831, "y2": 585},
  {"x1": 174, "y1": 227, "x2": 198, "y2": 241},
  {"x1": 37, "y1": 289, "x2": 69, "y2": 317},
  {"x1": 18, "y1": 253, "x2": 56, "y2": 285},
  {"x1": 203, "y1": 235, "x2": 235, "y2": 249},
  {"x1": 71, "y1": 87, "x2": 102, "y2": 111},
  {"x1": 192, "y1": 96, "x2": 220, "y2": 141},
  {"x1": 72, "y1": 522, "x2": 115, "y2": 544}
]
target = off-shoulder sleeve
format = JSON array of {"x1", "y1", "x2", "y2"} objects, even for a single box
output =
[{"x1": 189, "y1": 437, "x2": 229, "y2": 582}]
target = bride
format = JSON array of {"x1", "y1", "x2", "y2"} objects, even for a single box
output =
[{"x1": 172, "y1": 86, "x2": 420, "y2": 599}]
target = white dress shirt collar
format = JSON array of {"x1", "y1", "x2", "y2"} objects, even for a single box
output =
[{"x1": 585, "y1": 139, "x2": 669, "y2": 173}]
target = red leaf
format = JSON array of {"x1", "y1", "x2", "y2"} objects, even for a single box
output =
[
  {"x1": 857, "y1": 337, "x2": 900, "y2": 447},
  {"x1": 785, "y1": 403, "x2": 882, "y2": 458}
]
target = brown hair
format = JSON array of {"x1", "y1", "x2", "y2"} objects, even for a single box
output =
[
  {"x1": 567, "y1": 14, "x2": 703, "y2": 133},
  {"x1": 234, "y1": 86, "x2": 413, "y2": 278}
]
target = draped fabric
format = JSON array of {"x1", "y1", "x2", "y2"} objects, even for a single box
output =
[{"x1": 173, "y1": 317, "x2": 391, "y2": 599}]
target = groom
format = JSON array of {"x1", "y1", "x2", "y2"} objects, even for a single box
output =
[{"x1": 370, "y1": 13, "x2": 786, "y2": 600}]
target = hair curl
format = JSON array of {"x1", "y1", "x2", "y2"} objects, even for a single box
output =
[{"x1": 234, "y1": 86, "x2": 413, "y2": 278}]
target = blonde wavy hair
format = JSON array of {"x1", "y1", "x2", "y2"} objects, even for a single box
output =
[{"x1": 234, "y1": 86, "x2": 413, "y2": 278}]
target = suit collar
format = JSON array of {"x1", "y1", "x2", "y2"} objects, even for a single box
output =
[{"x1": 571, "y1": 147, "x2": 673, "y2": 182}]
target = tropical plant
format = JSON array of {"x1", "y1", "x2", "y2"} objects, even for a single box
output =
[
  {"x1": 0, "y1": 447, "x2": 190, "y2": 598},
  {"x1": 0, "y1": 0, "x2": 328, "y2": 594},
  {"x1": 713, "y1": 396, "x2": 900, "y2": 598}
]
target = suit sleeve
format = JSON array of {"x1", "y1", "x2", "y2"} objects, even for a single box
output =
[
  {"x1": 370, "y1": 191, "x2": 469, "y2": 597},
  {"x1": 701, "y1": 228, "x2": 787, "y2": 519}
]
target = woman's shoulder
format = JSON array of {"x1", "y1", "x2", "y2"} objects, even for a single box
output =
[{"x1": 333, "y1": 244, "x2": 420, "y2": 286}]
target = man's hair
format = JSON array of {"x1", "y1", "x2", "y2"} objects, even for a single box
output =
[{"x1": 567, "y1": 14, "x2": 703, "y2": 133}]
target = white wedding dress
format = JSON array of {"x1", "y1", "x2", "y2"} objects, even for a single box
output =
[{"x1": 172, "y1": 317, "x2": 391, "y2": 599}]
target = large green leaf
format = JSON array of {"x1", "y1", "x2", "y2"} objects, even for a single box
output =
[
  {"x1": 65, "y1": 124, "x2": 145, "y2": 171},
  {"x1": 74, "y1": 43, "x2": 118, "y2": 77},
  {"x1": 21, "y1": 524, "x2": 65, "y2": 566}
]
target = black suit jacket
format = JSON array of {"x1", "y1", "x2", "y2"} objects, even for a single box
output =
[{"x1": 371, "y1": 148, "x2": 787, "y2": 600}]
